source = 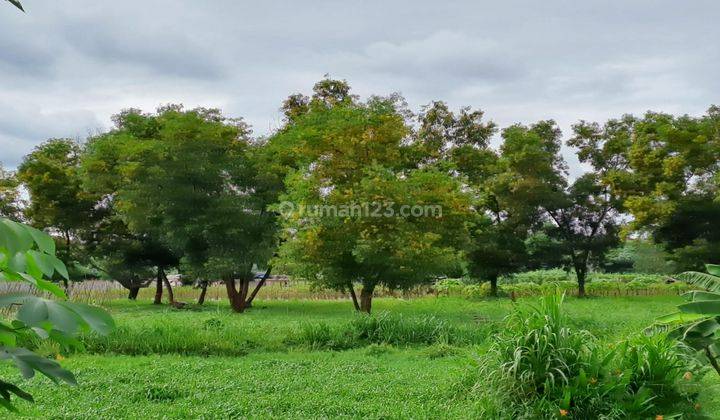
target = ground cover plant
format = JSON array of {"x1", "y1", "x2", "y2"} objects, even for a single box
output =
[
  {"x1": 0, "y1": 293, "x2": 718, "y2": 418},
  {"x1": 474, "y1": 294, "x2": 707, "y2": 418}
]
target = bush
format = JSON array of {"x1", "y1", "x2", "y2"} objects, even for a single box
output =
[
  {"x1": 502, "y1": 268, "x2": 571, "y2": 284},
  {"x1": 618, "y1": 335, "x2": 702, "y2": 405},
  {"x1": 474, "y1": 293, "x2": 705, "y2": 418},
  {"x1": 437, "y1": 270, "x2": 680, "y2": 299},
  {"x1": 434, "y1": 278, "x2": 467, "y2": 295}
]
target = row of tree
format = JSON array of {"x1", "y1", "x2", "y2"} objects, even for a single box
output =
[{"x1": 1, "y1": 79, "x2": 718, "y2": 312}]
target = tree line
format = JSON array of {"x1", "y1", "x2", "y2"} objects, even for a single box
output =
[{"x1": 1, "y1": 79, "x2": 718, "y2": 313}]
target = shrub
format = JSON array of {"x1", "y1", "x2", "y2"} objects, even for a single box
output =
[
  {"x1": 434, "y1": 278, "x2": 466, "y2": 296},
  {"x1": 618, "y1": 335, "x2": 702, "y2": 404},
  {"x1": 503, "y1": 268, "x2": 571, "y2": 284},
  {"x1": 475, "y1": 293, "x2": 705, "y2": 418},
  {"x1": 461, "y1": 283, "x2": 491, "y2": 299}
]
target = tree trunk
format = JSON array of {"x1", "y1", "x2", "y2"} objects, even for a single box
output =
[
  {"x1": 62, "y1": 278, "x2": 71, "y2": 298},
  {"x1": 160, "y1": 267, "x2": 175, "y2": 305},
  {"x1": 577, "y1": 269, "x2": 587, "y2": 298},
  {"x1": 246, "y1": 266, "x2": 272, "y2": 308},
  {"x1": 240, "y1": 278, "x2": 250, "y2": 304},
  {"x1": 489, "y1": 275, "x2": 498, "y2": 297},
  {"x1": 348, "y1": 283, "x2": 360, "y2": 311},
  {"x1": 197, "y1": 282, "x2": 208, "y2": 305},
  {"x1": 359, "y1": 284, "x2": 375, "y2": 313},
  {"x1": 153, "y1": 268, "x2": 163, "y2": 304},
  {"x1": 225, "y1": 279, "x2": 246, "y2": 313},
  {"x1": 64, "y1": 230, "x2": 72, "y2": 262},
  {"x1": 128, "y1": 286, "x2": 140, "y2": 300}
]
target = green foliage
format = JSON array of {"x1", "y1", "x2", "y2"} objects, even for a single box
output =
[
  {"x1": 490, "y1": 294, "x2": 598, "y2": 396},
  {"x1": 656, "y1": 264, "x2": 720, "y2": 375},
  {"x1": 0, "y1": 165, "x2": 21, "y2": 221},
  {"x1": 81, "y1": 106, "x2": 277, "y2": 309},
  {"x1": 604, "y1": 240, "x2": 678, "y2": 274},
  {"x1": 490, "y1": 120, "x2": 623, "y2": 296},
  {"x1": 503, "y1": 268, "x2": 571, "y2": 284},
  {"x1": 573, "y1": 109, "x2": 720, "y2": 267},
  {"x1": 478, "y1": 293, "x2": 703, "y2": 418},
  {"x1": 0, "y1": 293, "x2": 713, "y2": 417},
  {"x1": 617, "y1": 334, "x2": 699, "y2": 401},
  {"x1": 0, "y1": 217, "x2": 114, "y2": 410},
  {"x1": 288, "y1": 312, "x2": 487, "y2": 350},
  {"x1": 436, "y1": 271, "x2": 679, "y2": 299},
  {"x1": 274, "y1": 86, "x2": 472, "y2": 312},
  {"x1": 17, "y1": 139, "x2": 99, "y2": 277}
]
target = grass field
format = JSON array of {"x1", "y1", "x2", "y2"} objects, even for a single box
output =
[{"x1": 3, "y1": 294, "x2": 720, "y2": 418}]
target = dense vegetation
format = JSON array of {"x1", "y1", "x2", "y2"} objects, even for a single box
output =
[
  {"x1": 0, "y1": 295, "x2": 716, "y2": 418},
  {"x1": 2, "y1": 78, "x2": 718, "y2": 310},
  {"x1": 1, "y1": 76, "x2": 719, "y2": 416}
]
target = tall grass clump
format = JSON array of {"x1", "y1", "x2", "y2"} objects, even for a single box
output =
[
  {"x1": 474, "y1": 293, "x2": 705, "y2": 418},
  {"x1": 289, "y1": 312, "x2": 489, "y2": 350},
  {"x1": 70, "y1": 318, "x2": 255, "y2": 356}
]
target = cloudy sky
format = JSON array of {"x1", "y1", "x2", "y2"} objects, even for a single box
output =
[{"x1": 1, "y1": 1, "x2": 718, "y2": 174}]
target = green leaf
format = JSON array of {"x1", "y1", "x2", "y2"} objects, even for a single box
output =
[
  {"x1": 35, "y1": 279, "x2": 67, "y2": 298},
  {"x1": 13, "y1": 297, "x2": 113, "y2": 335},
  {"x1": 0, "y1": 219, "x2": 33, "y2": 254},
  {"x1": 684, "y1": 290, "x2": 720, "y2": 302},
  {"x1": 16, "y1": 298, "x2": 51, "y2": 330},
  {"x1": 655, "y1": 311, "x2": 704, "y2": 324},
  {"x1": 0, "y1": 294, "x2": 31, "y2": 308},
  {"x1": 0, "y1": 323, "x2": 17, "y2": 346},
  {"x1": 26, "y1": 250, "x2": 55, "y2": 278},
  {"x1": 675, "y1": 271, "x2": 720, "y2": 292},
  {"x1": 6, "y1": 0, "x2": 25, "y2": 12},
  {"x1": 8, "y1": 253, "x2": 27, "y2": 274},
  {"x1": 46, "y1": 254, "x2": 69, "y2": 280},
  {"x1": 24, "y1": 252, "x2": 44, "y2": 281},
  {"x1": 684, "y1": 317, "x2": 720, "y2": 338},
  {"x1": 58, "y1": 302, "x2": 115, "y2": 335},
  {"x1": 25, "y1": 226, "x2": 54, "y2": 254},
  {"x1": 678, "y1": 300, "x2": 720, "y2": 315},
  {"x1": 0, "y1": 347, "x2": 76, "y2": 385},
  {"x1": 707, "y1": 264, "x2": 720, "y2": 277},
  {"x1": 0, "y1": 379, "x2": 33, "y2": 412}
]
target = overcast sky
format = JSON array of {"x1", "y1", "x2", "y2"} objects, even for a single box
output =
[{"x1": 1, "y1": 1, "x2": 718, "y2": 174}]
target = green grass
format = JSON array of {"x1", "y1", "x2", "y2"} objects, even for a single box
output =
[{"x1": 3, "y1": 295, "x2": 720, "y2": 418}]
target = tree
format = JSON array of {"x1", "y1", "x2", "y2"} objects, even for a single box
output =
[
  {"x1": 0, "y1": 217, "x2": 114, "y2": 411},
  {"x1": 273, "y1": 89, "x2": 471, "y2": 313},
  {"x1": 571, "y1": 108, "x2": 720, "y2": 270},
  {"x1": 0, "y1": 165, "x2": 21, "y2": 221},
  {"x1": 82, "y1": 106, "x2": 275, "y2": 311},
  {"x1": 17, "y1": 139, "x2": 98, "y2": 284},
  {"x1": 543, "y1": 173, "x2": 621, "y2": 296},
  {"x1": 499, "y1": 121, "x2": 621, "y2": 296},
  {"x1": 414, "y1": 101, "x2": 523, "y2": 296},
  {"x1": 81, "y1": 111, "x2": 182, "y2": 303}
]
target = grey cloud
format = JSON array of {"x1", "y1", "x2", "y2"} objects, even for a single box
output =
[
  {"x1": 0, "y1": 0, "x2": 718, "y2": 175},
  {"x1": 59, "y1": 18, "x2": 227, "y2": 80},
  {"x1": 0, "y1": 104, "x2": 101, "y2": 167}
]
